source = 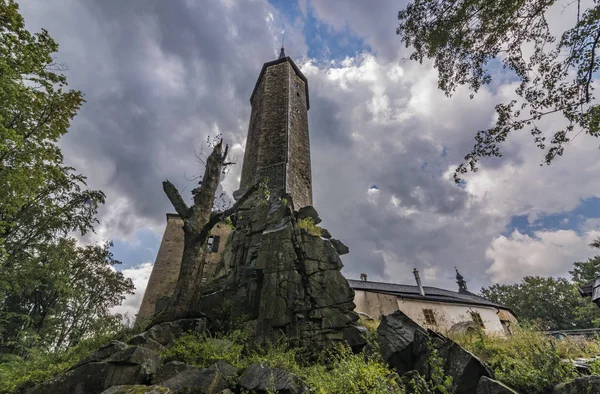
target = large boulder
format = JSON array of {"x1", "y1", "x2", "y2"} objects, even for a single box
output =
[
  {"x1": 377, "y1": 310, "x2": 425, "y2": 374},
  {"x1": 26, "y1": 346, "x2": 159, "y2": 394},
  {"x1": 72, "y1": 340, "x2": 127, "y2": 368},
  {"x1": 159, "y1": 363, "x2": 229, "y2": 394},
  {"x1": 238, "y1": 363, "x2": 307, "y2": 394},
  {"x1": 554, "y1": 376, "x2": 600, "y2": 393},
  {"x1": 477, "y1": 376, "x2": 519, "y2": 394},
  {"x1": 153, "y1": 361, "x2": 196, "y2": 384},
  {"x1": 107, "y1": 346, "x2": 159, "y2": 377},
  {"x1": 26, "y1": 362, "x2": 149, "y2": 394},
  {"x1": 435, "y1": 338, "x2": 494, "y2": 394},
  {"x1": 295, "y1": 206, "x2": 321, "y2": 224},
  {"x1": 377, "y1": 311, "x2": 493, "y2": 394}
]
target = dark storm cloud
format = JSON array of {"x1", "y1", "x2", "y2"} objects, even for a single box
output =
[
  {"x1": 19, "y1": 0, "x2": 298, "y2": 235},
  {"x1": 17, "y1": 0, "x2": 600, "y2": 298}
]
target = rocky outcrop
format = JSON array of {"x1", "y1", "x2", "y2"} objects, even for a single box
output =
[
  {"x1": 239, "y1": 363, "x2": 307, "y2": 394},
  {"x1": 194, "y1": 194, "x2": 359, "y2": 348},
  {"x1": 377, "y1": 310, "x2": 495, "y2": 394},
  {"x1": 553, "y1": 376, "x2": 600, "y2": 393}
]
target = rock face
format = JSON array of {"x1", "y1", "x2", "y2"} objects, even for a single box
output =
[
  {"x1": 377, "y1": 311, "x2": 495, "y2": 394},
  {"x1": 553, "y1": 376, "x2": 600, "y2": 393},
  {"x1": 194, "y1": 194, "x2": 359, "y2": 348}
]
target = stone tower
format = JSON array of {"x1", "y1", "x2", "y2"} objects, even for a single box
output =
[
  {"x1": 234, "y1": 48, "x2": 313, "y2": 209},
  {"x1": 137, "y1": 49, "x2": 313, "y2": 322}
]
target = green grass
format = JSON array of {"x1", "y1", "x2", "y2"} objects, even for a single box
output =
[
  {"x1": 162, "y1": 329, "x2": 405, "y2": 394},
  {"x1": 0, "y1": 323, "x2": 146, "y2": 394}
]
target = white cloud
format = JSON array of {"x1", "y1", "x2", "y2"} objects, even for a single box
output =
[
  {"x1": 486, "y1": 229, "x2": 600, "y2": 284},
  {"x1": 16, "y1": 0, "x2": 600, "y2": 298},
  {"x1": 111, "y1": 262, "x2": 154, "y2": 318}
]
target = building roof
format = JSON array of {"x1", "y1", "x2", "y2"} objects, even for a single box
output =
[
  {"x1": 347, "y1": 279, "x2": 511, "y2": 312},
  {"x1": 250, "y1": 56, "x2": 310, "y2": 110}
]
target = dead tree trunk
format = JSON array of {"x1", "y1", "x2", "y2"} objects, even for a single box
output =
[
  {"x1": 150, "y1": 140, "x2": 260, "y2": 326},
  {"x1": 155, "y1": 140, "x2": 230, "y2": 323}
]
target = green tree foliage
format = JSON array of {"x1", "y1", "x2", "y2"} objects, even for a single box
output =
[
  {"x1": 397, "y1": 0, "x2": 600, "y2": 181},
  {"x1": 0, "y1": 1, "x2": 134, "y2": 355},
  {"x1": 569, "y1": 255, "x2": 600, "y2": 285},
  {"x1": 481, "y1": 275, "x2": 600, "y2": 330}
]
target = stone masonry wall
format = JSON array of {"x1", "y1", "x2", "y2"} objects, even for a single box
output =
[
  {"x1": 200, "y1": 222, "x2": 233, "y2": 284},
  {"x1": 137, "y1": 216, "x2": 232, "y2": 323},
  {"x1": 237, "y1": 57, "x2": 312, "y2": 209},
  {"x1": 287, "y1": 69, "x2": 312, "y2": 208},
  {"x1": 136, "y1": 214, "x2": 184, "y2": 323}
]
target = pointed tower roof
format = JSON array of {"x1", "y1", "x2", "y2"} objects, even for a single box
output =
[
  {"x1": 456, "y1": 267, "x2": 469, "y2": 294},
  {"x1": 250, "y1": 49, "x2": 310, "y2": 110}
]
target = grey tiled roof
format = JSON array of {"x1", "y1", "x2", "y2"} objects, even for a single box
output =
[{"x1": 347, "y1": 279, "x2": 506, "y2": 310}]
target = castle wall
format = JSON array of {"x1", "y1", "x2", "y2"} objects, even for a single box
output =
[
  {"x1": 136, "y1": 214, "x2": 184, "y2": 323},
  {"x1": 200, "y1": 222, "x2": 233, "y2": 283},
  {"x1": 136, "y1": 216, "x2": 233, "y2": 323}
]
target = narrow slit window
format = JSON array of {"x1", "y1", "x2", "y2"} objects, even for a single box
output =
[
  {"x1": 206, "y1": 236, "x2": 220, "y2": 253},
  {"x1": 470, "y1": 312, "x2": 485, "y2": 328},
  {"x1": 423, "y1": 309, "x2": 436, "y2": 325}
]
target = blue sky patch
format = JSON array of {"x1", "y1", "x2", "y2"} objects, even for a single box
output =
[
  {"x1": 504, "y1": 197, "x2": 600, "y2": 237},
  {"x1": 269, "y1": 0, "x2": 370, "y2": 61},
  {"x1": 111, "y1": 229, "x2": 160, "y2": 270}
]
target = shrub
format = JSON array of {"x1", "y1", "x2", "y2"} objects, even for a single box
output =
[
  {"x1": 0, "y1": 321, "x2": 146, "y2": 394},
  {"x1": 452, "y1": 327, "x2": 580, "y2": 393},
  {"x1": 296, "y1": 217, "x2": 322, "y2": 237},
  {"x1": 301, "y1": 344, "x2": 403, "y2": 394}
]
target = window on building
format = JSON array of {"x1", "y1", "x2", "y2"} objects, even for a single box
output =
[
  {"x1": 470, "y1": 312, "x2": 485, "y2": 328},
  {"x1": 423, "y1": 309, "x2": 436, "y2": 325},
  {"x1": 206, "y1": 236, "x2": 220, "y2": 253}
]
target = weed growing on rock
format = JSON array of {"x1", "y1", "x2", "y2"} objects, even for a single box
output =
[{"x1": 296, "y1": 217, "x2": 322, "y2": 237}]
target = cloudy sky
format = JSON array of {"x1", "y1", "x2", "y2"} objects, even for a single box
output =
[{"x1": 17, "y1": 0, "x2": 600, "y2": 317}]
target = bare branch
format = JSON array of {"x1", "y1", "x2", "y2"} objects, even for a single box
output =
[
  {"x1": 193, "y1": 183, "x2": 260, "y2": 245},
  {"x1": 162, "y1": 180, "x2": 189, "y2": 218}
]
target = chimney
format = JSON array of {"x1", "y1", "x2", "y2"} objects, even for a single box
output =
[
  {"x1": 413, "y1": 268, "x2": 425, "y2": 296},
  {"x1": 360, "y1": 273, "x2": 368, "y2": 281}
]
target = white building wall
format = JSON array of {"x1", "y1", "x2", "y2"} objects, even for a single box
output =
[{"x1": 353, "y1": 290, "x2": 517, "y2": 337}]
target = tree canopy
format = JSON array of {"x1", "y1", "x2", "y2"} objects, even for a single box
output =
[
  {"x1": 397, "y1": 0, "x2": 600, "y2": 181},
  {"x1": 0, "y1": 0, "x2": 133, "y2": 355},
  {"x1": 481, "y1": 257, "x2": 600, "y2": 330}
]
